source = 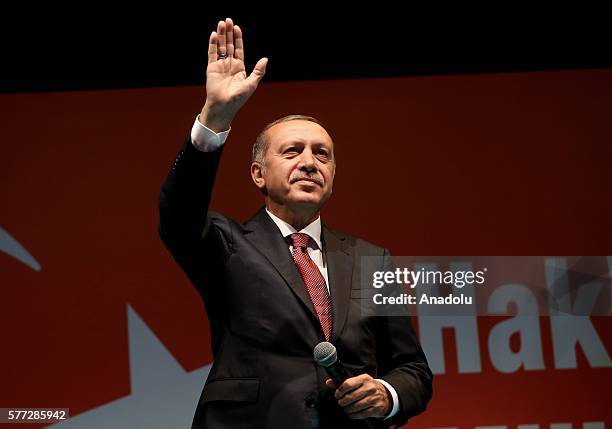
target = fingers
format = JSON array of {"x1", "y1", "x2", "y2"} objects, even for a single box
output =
[
  {"x1": 208, "y1": 17, "x2": 267, "y2": 90},
  {"x1": 337, "y1": 385, "x2": 371, "y2": 408},
  {"x1": 234, "y1": 25, "x2": 244, "y2": 61},
  {"x1": 208, "y1": 18, "x2": 247, "y2": 65},
  {"x1": 246, "y1": 57, "x2": 268, "y2": 86},
  {"x1": 347, "y1": 403, "x2": 377, "y2": 420},
  {"x1": 207, "y1": 31, "x2": 218, "y2": 64},
  {"x1": 334, "y1": 374, "x2": 369, "y2": 399},
  {"x1": 334, "y1": 376, "x2": 390, "y2": 419},
  {"x1": 213, "y1": 18, "x2": 238, "y2": 61},
  {"x1": 345, "y1": 396, "x2": 376, "y2": 416},
  {"x1": 346, "y1": 394, "x2": 388, "y2": 420},
  {"x1": 217, "y1": 20, "x2": 226, "y2": 58},
  {"x1": 225, "y1": 18, "x2": 235, "y2": 58}
]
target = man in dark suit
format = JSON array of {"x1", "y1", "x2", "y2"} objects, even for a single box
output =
[{"x1": 158, "y1": 18, "x2": 432, "y2": 429}]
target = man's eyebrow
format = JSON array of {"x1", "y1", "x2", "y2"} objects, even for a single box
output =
[
  {"x1": 277, "y1": 139, "x2": 306, "y2": 149},
  {"x1": 277, "y1": 139, "x2": 332, "y2": 148}
]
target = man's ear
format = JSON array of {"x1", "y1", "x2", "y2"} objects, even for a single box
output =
[{"x1": 250, "y1": 162, "x2": 266, "y2": 190}]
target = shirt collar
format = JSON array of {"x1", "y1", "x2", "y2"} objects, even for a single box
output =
[{"x1": 265, "y1": 208, "x2": 322, "y2": 250}]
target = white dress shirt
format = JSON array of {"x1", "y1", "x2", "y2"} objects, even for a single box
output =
[
  {"x1": 265, "y1": 208, "x2": 330, "y2": 292},
  {"x1": 190, "y1": 115, "x2": 400, "y2": 419}
]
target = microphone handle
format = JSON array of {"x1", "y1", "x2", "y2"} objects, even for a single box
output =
[{"x1": 327, "y1": 361, "x2": 349, "y2": 387}]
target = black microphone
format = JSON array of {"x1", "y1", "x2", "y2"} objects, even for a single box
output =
[
  {"x1": 313, "y1": 342, "x2": 376, "y2": 429},
  {"x1": 313, "y1": 341, "x2": 348, "y2": 386}
]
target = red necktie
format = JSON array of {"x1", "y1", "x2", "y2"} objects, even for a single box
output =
[{"x1": 290, "y1": 233, "x2": 333, "y2": 341}]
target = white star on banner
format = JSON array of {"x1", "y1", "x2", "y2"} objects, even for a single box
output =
[
  {"x1": 47, "y1": 305, "x2": 211, "y2": 429},
  {"x1": 0, "y1": 227, "x2": 41, "y2": 271}
]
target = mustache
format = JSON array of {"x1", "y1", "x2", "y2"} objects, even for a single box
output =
[{"x1": 290, "y1": 173, "x2": 323, "y2": 186}]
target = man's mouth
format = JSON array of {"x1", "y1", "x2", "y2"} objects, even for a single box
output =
[{"x1": 292, "y1": 177, "x2": 322, "y2": 186}]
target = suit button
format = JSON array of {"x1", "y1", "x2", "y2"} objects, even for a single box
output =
[{"x1": 305, "y1": 397, "x2": 317, "y2": 408}]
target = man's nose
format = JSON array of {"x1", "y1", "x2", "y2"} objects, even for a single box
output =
[{"x1": 298, "y1": 150, "x2": 317, "y2": 171}]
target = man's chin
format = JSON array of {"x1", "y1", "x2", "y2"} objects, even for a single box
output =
[
  {"x1": 287, "y1": 192, "x2": 325, "y2": 208},
  {"x1": 292, "y1": 197, "x2": 322, "y2": 207}
]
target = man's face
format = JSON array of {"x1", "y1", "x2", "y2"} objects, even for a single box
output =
[{"x1": 257, "y1": 120, "x2": 335, "y2": 211}]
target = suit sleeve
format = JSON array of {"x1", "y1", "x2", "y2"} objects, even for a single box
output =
[
  {"x1": 157, "y1": 136, "x2": 228, "y2": 292},
  {"x1": 377, "y1": 248, "x2": 433, "y2": 426}
]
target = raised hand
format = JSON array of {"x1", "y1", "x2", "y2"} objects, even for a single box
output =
[{"x1": 200, "y1": 18, "x2": 268, "y2": 132}]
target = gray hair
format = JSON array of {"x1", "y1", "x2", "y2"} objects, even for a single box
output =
[{"x1": 252, "y1": 115, "x2": 328, "y2": 169}]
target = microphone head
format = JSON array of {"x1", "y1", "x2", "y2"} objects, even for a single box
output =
[{"x1": 313, "y1": 341, "x2": 337, "y2": 367}]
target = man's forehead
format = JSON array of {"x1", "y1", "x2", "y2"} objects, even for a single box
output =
[{"x1": 268, "y1": 120, "x2": 333, "y2": 144}]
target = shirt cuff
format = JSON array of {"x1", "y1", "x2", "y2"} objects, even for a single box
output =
[
  {"x1": 376, "y1": 378, "x2": 400, "y2": 420},
  {"x1": 190, "y1": 114, "x2": 230, "y2": 152}
]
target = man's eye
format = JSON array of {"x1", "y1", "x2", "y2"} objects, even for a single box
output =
[{"x1": 284, "y1": 147, "x2": 298, "y2": 154}]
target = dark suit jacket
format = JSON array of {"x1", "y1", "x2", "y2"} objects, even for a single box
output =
[{"x1": 158, "y1": 138, "x2": 433, "y2": 429}]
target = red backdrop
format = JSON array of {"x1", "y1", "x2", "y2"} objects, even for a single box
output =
[{"x1": 2, "y1": 68, "x2": 611, "y2": 428}]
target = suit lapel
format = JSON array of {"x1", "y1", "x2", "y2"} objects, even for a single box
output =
[
  {"x1": 244, "y1": 209, "x2": 354, "y2": 343},
  {"x1": 244, "y1": 208, "x2": 319, "y2": 322},
  {"x1": 322, "y1": 225, "x2": 353, "y2": 343}
]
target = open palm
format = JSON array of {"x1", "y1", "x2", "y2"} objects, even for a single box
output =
[{"x1": 204, "y1": 19, "x2": 267, "y2": 116}]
